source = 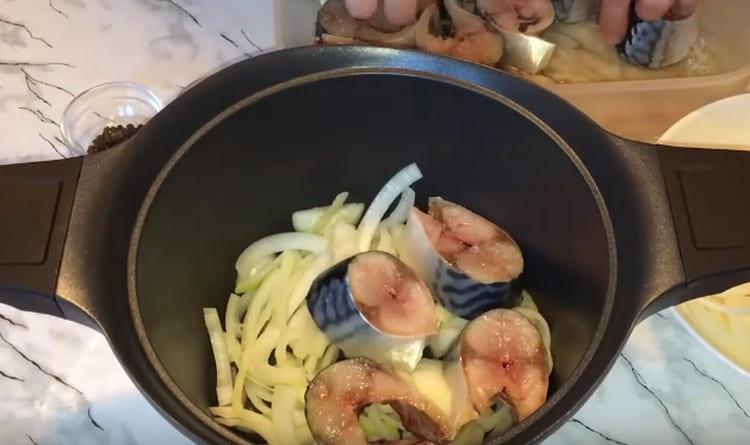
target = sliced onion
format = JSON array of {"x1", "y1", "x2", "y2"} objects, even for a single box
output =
[
  {"x1": 211, "y1": 407, "x2": 276, "y2": 444},
  {"x1": 235, "y1": 255, "x2": 279, "y2": 294},
  {"x1": 272, "y1": 385, "x2": 300, "y2": 445},
  {"x1": 330, "y1": 222, "x2": 359, "y2": 263},
  {"x1": 374, "y1": 225, "x2": 397, "y2": 255},
  {"x1": 270, "y1": 251, "x2": 303, "y2": 328},
  {"x1": 244, "y1": 382, "x2": 272, "y2": 416},
  {"x1": 292, "y1": 202, "x2": 364, "y2": 234},
  {"x1": 311, "y1": 192, "x2": 349, "y2": 234},
  {"x1": 287, "y1": 308, "x2": 318, "y2": 358},
  {"x1": 274, "y1": 331, "x2": 293, "y2": 367},
  {"x1": 226, "y1": 333, "x2": 242, "y2": 365},
  {"x1": 358, "y1": 163, "x2": 423, "y2": 252},
  {"x1": 235, "y1": 233, "x2": 328, "y2": 278},
  {"x1": 236, "y1": 290, "x2": 256, "y2": 314},
  {"x1": 382, "y1": 187, "x2": 415, "y2": 227},
  {"x1": 225, "y1": 293, "x2": 243, "y2": 363},
  {"x1": 518, "y1": 290, "x2": 540, "y2": 312},
  {"x1": 389, "y1": 224, "x2": 408, "y2": 259},
  {"x1": 245, "y1": 327, "x2": 307, "y2": 385},
  {"x1": 297, "y1": 423, "x2": 315, "y2": 445},
  {"x1": 204, "y1": 308, "x2": 233, "y2": 406},
  {"x1": 285, "y1": 253, "x2": 333, "y2": 318},
  {"x1": 514, "y1": 307, "x2": 553, "y2": 373},
  {"x1": 225, "y1": 294, "x2": 242, "y2": 338},
  {"x1": 319, "y1": 344, "x2": 341, "y2": 370},
  {"x1": 241, "y1": 266, "x2": 287, "y2": 346}
]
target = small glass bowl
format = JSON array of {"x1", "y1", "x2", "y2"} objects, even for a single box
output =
[{"x1": 61, "y1": 81, "x2": 164, "y2": 156}]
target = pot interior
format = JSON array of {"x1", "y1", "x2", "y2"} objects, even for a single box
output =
[{"x1": 134, "y1": 73, "x2": 611, "y2": 438}]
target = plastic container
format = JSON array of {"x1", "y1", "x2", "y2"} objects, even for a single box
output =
[{"x1": 274, "y1": 0, "x2": 750, "y2": 142}]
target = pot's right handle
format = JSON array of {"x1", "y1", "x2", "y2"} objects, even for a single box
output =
[{"x1": 649, "y1": 146, "x2": 750, "y2": 313}]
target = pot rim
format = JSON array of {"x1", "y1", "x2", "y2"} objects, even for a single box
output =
[{"x1": 125, "y1": 46, "x2": 619, "y2": 445}]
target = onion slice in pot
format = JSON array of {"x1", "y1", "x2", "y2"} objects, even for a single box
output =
[{"x1": 357, "y1": 163, "x2": 423, "y2": 252}]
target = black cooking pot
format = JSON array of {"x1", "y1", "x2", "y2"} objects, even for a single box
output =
[{"x1": 1, "y1": 46, "x2": 749, "y2": 445}]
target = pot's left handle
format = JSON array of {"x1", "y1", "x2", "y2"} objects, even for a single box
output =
[{"x1": 0, "y1": 157, "x2": 82, "y2": 318}]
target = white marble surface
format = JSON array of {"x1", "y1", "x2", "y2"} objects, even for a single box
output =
[{"x1": 1, "y1": 1, "x2": 749, "y2": 444}]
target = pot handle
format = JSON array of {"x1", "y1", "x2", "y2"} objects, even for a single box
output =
[
  {"x1": 645, "y1": 146, "x2": 750, "y2": 314},
  {"x1": 0, "y1": 157, "x2": 82, "y2": 318}
]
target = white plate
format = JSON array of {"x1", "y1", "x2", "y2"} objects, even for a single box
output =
[{"x1": 658, "y1": 93, "x2": 750, "y2": 378}]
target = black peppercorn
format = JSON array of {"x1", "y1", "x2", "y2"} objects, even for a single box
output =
[{"x1": 87, "y1": 124, "x2": 143, "y2": 154}]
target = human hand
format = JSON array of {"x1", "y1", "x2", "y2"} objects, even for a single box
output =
[
  {"x1": 599, "y1": 0, "x2": 699, "y2": 43},
  {"x1": 344, "y1": 0, "x2": 418, "y2": 26}
]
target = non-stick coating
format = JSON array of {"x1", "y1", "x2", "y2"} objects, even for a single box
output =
[{"x1": 134, "y1": 72, "x2": 611, "y2": 443}]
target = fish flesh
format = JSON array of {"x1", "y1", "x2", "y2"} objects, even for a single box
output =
[
  {"x1": 446, "y1": 309, "x2": 549, "y2": 422},
  {"x1": 305, "y1": 358, "x2": 453, "y2": 444},
  {"x1": 551, "y1": 0, "x2": 597, "y2": 23},
  {"x1": 403, "y1": 197, "x2": 523, "y2": 319},
  {"x1": 414, "y1": 1, "x2": 504, "y2": 66},
  {"x1": 307, "y1": 251, "x2": 438, "y2": 370},
  {"x1": 617, "y1": 8, "x2": 699, "y2": 69}
]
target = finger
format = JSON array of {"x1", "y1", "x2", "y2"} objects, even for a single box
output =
[
  {"x1": 599, "y1": 0, "x2": 632, "y2": 44},
  {"x1": 384, "y1": 0, "x2": 418, "y2": 25},
  {"x1": 634, "y1": 0, "x2": 672, "y2": 21},
  {"x1": 346, "y1": 0, "x2": 379, "y2": 19},
  {"x1": 665, "y1": 0, "x2": 699, "y2": 20}
]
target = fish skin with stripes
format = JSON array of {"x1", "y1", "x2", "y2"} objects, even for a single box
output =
[
  {"x1": 403, "y1": 197, "x2": 524, "y2": 320},
  {"x1": 617, "y1": 9, "x2": 699, "y2": 69},
  {"x1": 307, "y1": 251, "x2": 437, "y2": 371},
  {"x1": 434, "y1": 261, "x2": 523, "y2": 319}
]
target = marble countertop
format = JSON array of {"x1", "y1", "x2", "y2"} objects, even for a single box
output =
[{"x1": 1, "y1": 1, "x2": 748, "y2": 444}]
